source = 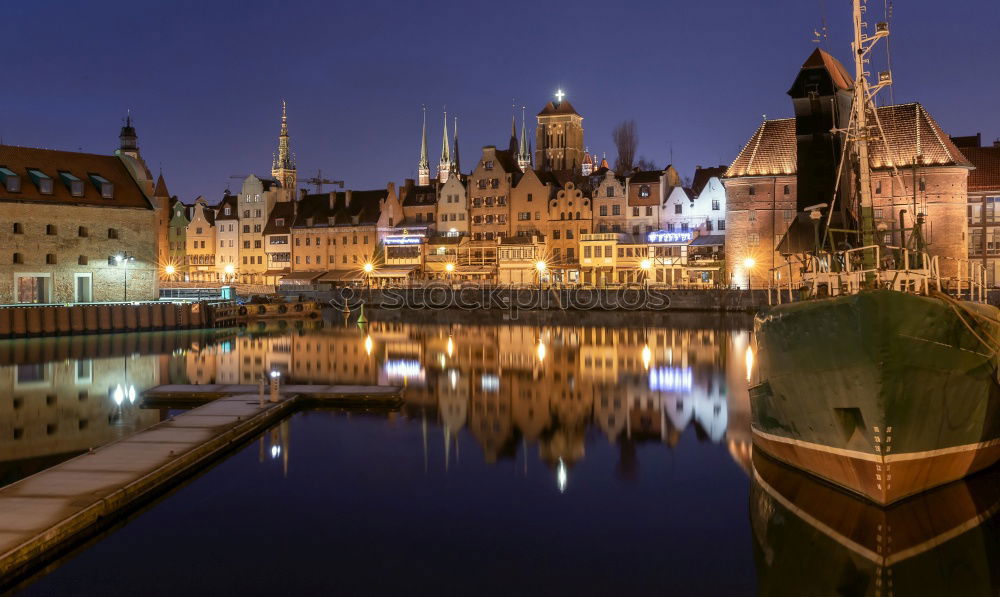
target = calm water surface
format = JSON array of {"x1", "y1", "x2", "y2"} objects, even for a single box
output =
[{"x1": 3, "y1": 315, "x2": 998, "y2": 596}]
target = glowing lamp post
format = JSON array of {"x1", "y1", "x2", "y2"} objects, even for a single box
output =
[
  {"x1": 445, "y1": 262, "x2": 455, "y2": 286},
  {"x1": 269, "y1": 370, "x2": 281, "y2": 403},
  {"x1": 742, "y1": 257, "x2": 756, "y2": 289},
  {"x1": 224, "y1": 263, "x2": 235, "y2": 284},
  {"x1": 114, "y1": 252, "x2": 135, "y2": 302},
  {"x1": 640, "y1": 258, "x2": 652, "y2": 289},
  {"x1": 535, "y1": 260, "x2": 547, "y2": 290}
]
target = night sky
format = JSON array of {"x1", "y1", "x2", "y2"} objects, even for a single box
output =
[{"x1": 3, "y1": 0, "x2": 997, "y2": 202}]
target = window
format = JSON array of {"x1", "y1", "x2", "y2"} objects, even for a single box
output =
[
  {"x1": 484, "y1": 160, "x2": 494, "y2": 169},
  {"x1": 255, "y1": 209, "x2": 262, "y2": 217},
  {"x1": 673, "y1": 204, "x2": 681, "y2": 215},
  {"x1": 254, "y1": 241, "x2": 261, "y2": 249},
  {"x1": 712, "y1": 200, "x2": 720, "y2": 210},
  {"x1": 107, "y1": 228, "x2": 118, "y2": 239},
  {"x1": 78, "y1": 255, "x2": 88, "y2": 265},
  {"x1": 748, "y1": 210, "x2": 757, "y2": 222},
  {"x1": 783, "y1": 185, "x2": 790, "y2": 195},
  {"x1": 243, "y1": 210, "x2": 251, "y2": 218},
  {"x1": 874, "y1": 208, "x2": 883, "y2": 219},
  {"x1": 584, "y1": 246, "x2": 592, "y2": 258},
  {"x1": 78, "y1": 226, "x2": 88, "y2": 237},
  {"x1": 748, "y1": 232, "x2": 760, "y2": 247},
  {"x1": 606, "y1": 186, "x2": 614, "y2": 197},
  {"x1": 612, "y1": 205, "x2": 621, "y2": 216},
  {"x1": 13, "y1": 222, "x2": 23, "y2": 234},
  {"x1": 639, "y1": 185, "x2": 650, "y2": 198},
  {"x1": 919, "y1": 177, "x2": 926, "y2": 192},
  {"x1": 632, "y1": 207, "x2": 639, "y2": 217},
  {"x1": 253, "y1": 224, "x2": 261, "y2": 233},
  {"x1": 527, "y1": 193, "x2": 533, "y2": 202},
  {"x1": 784, "y1": 210, "x2": 794, "y2": 220},
  {"x1": 748, "y1": 186, "x2": 756, "y2": 196},
  {"x1": 46, "y1": 254, "x2": 56, "y2": 264},
  {"x1": 600, "y1": 205, "x2": 607, "y2": 216},
  {"x1": 46, "y1": 224, "x2": 56, "y2": 235},
  {"x1": 243, "y1": 225, "x2": 251, "y2": 233},
  {"x1": 243, "y1": 241, "x2": 250, "y2": 249},
  {"x1": 28, "y1": 169, "x2": 53, "y2": 194},
  {"x1": 224, "y1": 207, "x2": 231, "y2": 215},
  {"x1": 13, "y1": 252, "x2": 23, "y2": 264},
  {"x1": 553, "y1": 230, "x2": 561, "y2": 240},
  {"x1": 196, "y1": 227, "x2": 203, "y2": 234},
  {"x1": 706, "y1": 220, "x2": 713, "y2": 231}
]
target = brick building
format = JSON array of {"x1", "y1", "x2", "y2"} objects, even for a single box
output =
[
  {"x1": 724, "y1": 49, "x2": 971, "y2": 287},
  {"x1": 0, "y1": 145, "x2": 158, "y2": 303},
  {"x1": 468, "y1": 146, "x2": 517, "y2": 240}
]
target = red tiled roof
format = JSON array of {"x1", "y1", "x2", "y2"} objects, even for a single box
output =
[
  {"x1": 801, "y1": 48, "x2": 853, "y2": 91},
  {"x1": 0, "y1": 145, "x2": 152, "y2": 209},
  {"x1": 725, "y1": 104, "x2": 971, "y2": 178},
  {"x1": 964, "y1": 146, "x2": 1000, "y2": 192}
]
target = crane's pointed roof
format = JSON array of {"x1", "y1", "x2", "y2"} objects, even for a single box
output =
[{"x1": 797, "y1": 48, "x2": 854, "y2": 92}]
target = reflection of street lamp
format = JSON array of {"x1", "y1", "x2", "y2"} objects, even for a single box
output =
[
  {"x1": 642, "y1": 343, "x2": 652, "y2": 370},
  {"x1": 536, "y1": 339, "x2": 547, "y2": 363},
  {"x1": 364, "y1": 334, "x2": 373, "y2": 356}
]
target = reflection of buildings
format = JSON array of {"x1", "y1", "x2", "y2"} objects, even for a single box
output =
[
  {"x1": 179, "y1": 320, "x2": 753, "y2": 476},
  {"x1": 0, "y1": 354, "x2": 161, "y2": 484}
]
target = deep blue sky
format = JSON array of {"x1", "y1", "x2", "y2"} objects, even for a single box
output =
[{"x1": 2, "y1": 0, "x2": 997, "y2": 202}]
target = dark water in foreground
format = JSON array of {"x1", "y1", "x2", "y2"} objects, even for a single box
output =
[{"x1": 3, "y1": 315, "x2": 999, "y2": 595}]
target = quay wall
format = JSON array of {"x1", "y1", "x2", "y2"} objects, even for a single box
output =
[{"x1": 0, "y1": 301, "x2": 238, "y2": 339}]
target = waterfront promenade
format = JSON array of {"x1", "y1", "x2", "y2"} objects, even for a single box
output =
[{"x1": 0, "y1": 383, "x2": 402, "y2": 588}]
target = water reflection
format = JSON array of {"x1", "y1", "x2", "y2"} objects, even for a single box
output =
[
  {"x1": 0, "y1": 330, "x2": 229, "y2": 487},
  {"x1": 178, "y1": 320, "x2": 756, "y2": 477},
  {"x1": 751, "y1": 450, "x2": 1000, "y2": 596}
]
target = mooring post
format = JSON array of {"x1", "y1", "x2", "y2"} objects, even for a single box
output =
[{"x1": 269, "y1": 370, "x2": 280, "y2": 403}]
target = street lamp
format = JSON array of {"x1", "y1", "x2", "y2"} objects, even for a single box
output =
[
  {"x1": 164, "y1": 264, "x2": 176, "y2": 279},
  {"x1": 114, "y1": 252, "x2": 135, "y2": 302},
  {"x1": 445, "y1": 262, "x2": 455, "y2": 285},
  {"x1": 742, "y1": 257, "x2": 756, "y2": 290},
  {"x1": 224, "y1": 263, "x2": 235, "y2": 284},
  {"x1": 535, "y1": 260, "x2": 547, "y2": 290},
  {"x1": 640, "y1": 258, "x2": 652, "y2": 289}
]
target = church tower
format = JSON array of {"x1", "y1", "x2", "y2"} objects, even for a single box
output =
[
  {"x1": 438, "y1": 110, "x2": 452, "y2": 184},
  {"x1": 119, "y1": 114, "x2": 140, "y2": 161},
  {"x1": 418, "y1": 107, "x2": 430, "y2": 185},
  {"x1": 535, "y1": 90, "x2": 584, "y2": 172},
  {"x1": 517, "y1": 107, "x2": 532, "y2": 172},
  {"x1": 271, "y1": 100, "x2": 297, "y2": 191}
]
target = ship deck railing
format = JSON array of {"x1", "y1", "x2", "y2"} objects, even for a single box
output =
[{"x1": 766, "y1": 245, "x2": 988, "y2": 305}]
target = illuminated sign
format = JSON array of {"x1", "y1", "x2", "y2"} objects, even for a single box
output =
[
  {"x1": 647, "y1": 230, "x2": 693, "y2": 244},
  {"x1": 648, "y1": 366, "x2": 693, "y2": 391},
  {"x1": 383, "y1": 235, "x2": 423, "y2": 245}
]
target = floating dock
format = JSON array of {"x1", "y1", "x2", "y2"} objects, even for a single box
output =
[{"x1": 0, "y1": 383, "x2": 402, "y2": 588}]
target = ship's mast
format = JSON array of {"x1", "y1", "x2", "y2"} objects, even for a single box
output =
[{"x1": 848, "y1": 0, "x2": 891, "y2": 279}]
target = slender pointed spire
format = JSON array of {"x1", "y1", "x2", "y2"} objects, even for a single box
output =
[
  {"x1": 508, "y1": 100, "x2": 519, "y2": 155},
  {"x1": 451, "y1": 115, "x2": 461, "y2": 174},
  {"x1": 518, "y1": 105, "x2": 530, "y2": 171},
  {"x1": 272, "y1": 100, "x2": 296, "y2": 190},
  {"x1": 418, "y1": 106, "x2": 429, "y2": 185},
  {"x1": 438, "y1": 108, "x2": 451, "y2": 183}
]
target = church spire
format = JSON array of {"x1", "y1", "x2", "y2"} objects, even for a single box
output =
[
  {"x1": 451, "y1": 115, "x2": 461, "y2": 175},
  {"x1": 438, "y1": 109, "x2": 451, "y2": 183},
  {"x1": 517, "y1": 106, "x2": 531, "y2": 171},
  {"x1": 508, "y1": 101, "x2": 519, "y2": 155},
  {"x1": 418, "y1": 106, "x2": 430, "y2": 185},
  {"x1": 271, "y1": 100, "x2": 296, "y2": 191}
]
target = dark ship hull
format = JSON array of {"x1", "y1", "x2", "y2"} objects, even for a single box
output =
[
  {"x1": 751, "y1": 450, "x2": 1000, "y2": 597},
  {"x1": 751, "y1": 289, "x2": 1000, "y2": 504}
]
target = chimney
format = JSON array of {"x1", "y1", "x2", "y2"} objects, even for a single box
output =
[
  {"x1": 299, "y1": 188, "x2": 307, "y2": 200},
  {"x1": 329, "y1": 191, "x2": 336, "y2": 210}
]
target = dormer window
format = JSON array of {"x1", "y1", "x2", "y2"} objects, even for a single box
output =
[
  {"x1": 224, "y1": 207, "x2": 231, "y2": 215},
  {"x1": 88, "y1": 174, "x2": 114, "y2": 198},
  {"x1": 275, "y1": 218, "x2": 284, "y2": 227},
  {"x1": 59, "y1": 172, "x2": 85, "y2": 197},
  {"x1": 27, "y1": 169, "x2": 53, "y2": 194},
  {"x1": 0, "y1": 167, "x2": 21, "y2": 192},
  {"x1": 639, "y1": 185, "x2": 650, "y2": 198},
  {"x1": 484, "y1": 160, "x2": 494, "y2": 170}
]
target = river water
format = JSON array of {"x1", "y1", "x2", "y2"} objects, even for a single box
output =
[{"x1": 3, "y1": 314, "x2": 998, "y2": 596}]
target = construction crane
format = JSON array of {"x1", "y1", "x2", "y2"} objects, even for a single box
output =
[{"x1": 302, "y1": 170, "x2": 344, "y2": 194}]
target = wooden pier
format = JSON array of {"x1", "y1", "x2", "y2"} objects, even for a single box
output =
[{"x1": 0, "y1": 383, "x2": 402, "y2": 589}]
